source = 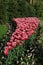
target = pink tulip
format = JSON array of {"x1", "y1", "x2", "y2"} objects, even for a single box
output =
[
  {"x1": 4, "y1": 50, "x2": 8, "y2": 55},
  {"x1": 7, "y1": 42, "x2": 11, "y2": 46},
  {"x1": 8, "y1": 46, "x2": 12, "y2": 50},
  {"x1": 12, "y1": 42, "x2": 17, "y2": 48}
]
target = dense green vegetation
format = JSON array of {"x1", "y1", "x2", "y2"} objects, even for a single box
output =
[{"x1": 0, "y1": 0, "x2": 43, "y2": 23}]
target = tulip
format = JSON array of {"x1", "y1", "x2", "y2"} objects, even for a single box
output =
[
  {"x1": 10, "y1": 39, "x2": 13, "y2": 42},
  {"x1": 8, "y1": 46, "x2": 12, "y2": 50},
  {"x1": 7, "y1": 42, "x2": 11, "y2": 46},
  {"x1": 15, "y1": 39, "x2": 20, "y2": 44},
  {"x1": 4, "y1": 46, "x2": 8, "y2": 50},
  {"x1": 4, "y1": 50, "x2": 8, "y2": 55},
  {"x1": 12, "y1": 42, "x2": 17, "y2": 48}
]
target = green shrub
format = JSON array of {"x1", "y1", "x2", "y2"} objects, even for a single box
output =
[
  {"x1": 34, "y1": 3, "x2": 43, "y2": 17},
  {"x1": 0, "y1": 1, "x2": 8, "y2": 23},
  {"x1": 0, "y1": 0, "x2": 43, "y2": 24}
]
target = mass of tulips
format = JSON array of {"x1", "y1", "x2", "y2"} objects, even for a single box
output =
[{"x1": 4, "y1": 17, "x2": 39, "y2": 55}]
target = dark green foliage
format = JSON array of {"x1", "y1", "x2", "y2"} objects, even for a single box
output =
[
  {"x1": 0, "y1": 0, "x2": 8, "y2": 23},
  {"x1": 22, "y1": 2, "x2": 35, "y2": 17},
  {"x1": 34, "y1": 3, "x2": 43, "y2": 17},
  {"x1": 0, "y1": 0, "x2": 43, "y2": 24},
  {"x1": 8, "y1": 0, "x2": 36, "y2": 20}
]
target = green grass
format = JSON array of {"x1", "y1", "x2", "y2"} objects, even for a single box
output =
[{"x1": 0, "y1": 25, "x2": 8, "y2": 39}]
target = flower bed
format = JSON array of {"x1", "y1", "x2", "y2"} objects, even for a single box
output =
[
  {"x1": 0, "y1": 17, "x2": 40, "y2": 65},
  {"x1": 4, "y1": 17, "x2": 39, "y2": 55}
]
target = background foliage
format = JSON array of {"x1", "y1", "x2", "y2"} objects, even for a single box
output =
[{"x1": 0, "y1": 0, "x2": 43, "y2": 23}]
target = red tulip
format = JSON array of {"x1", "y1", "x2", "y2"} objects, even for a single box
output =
[
  {"x1": 12, "y1": 42, "x2": 17, "y2": 48},
  {"x1": 10, "y1": 36, "x2": 14, "y2": 40},
  {"x1": 7, "y1": 42, "x2": 11, "y2": 46},
  {"x1": 4, "y1": 50, "x2": 8, "y2": 55},
  {"x1": 4, "y1": 46, "x2": 8, "y2": 50},
  {"x1": 10, "y1": 39, "x2": 13, "y2": 42},
  {"x1": 16, "y1": 40, "x2": 20, "y2": 44},
  {"x1": 8, "y1": 46, "x2": 12, "y2": 50}
]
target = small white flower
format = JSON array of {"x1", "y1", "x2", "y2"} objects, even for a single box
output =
[
  {"x1": 17, "y1": 61, "x2": 19, "y2": 64},
  {"x1": 27, "y1": 50, "x2": 29, "y2": 52},
  {"x1": 20, "y1": 57, "x2": 23, "y2": 60}
]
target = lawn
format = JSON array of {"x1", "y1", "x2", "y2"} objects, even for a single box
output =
[{"x1": 0, "y1": 25, "x2": 8, "y2": 39}]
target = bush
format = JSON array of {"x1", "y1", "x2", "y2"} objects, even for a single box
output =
[
  {"x1": 0, "y1": 1, "x2": 8, "y2": 23},
  {"x1": 8, "y1": 0, "x2": 36, "y2": 20},
  {"x1": 0, "y1": 0, "x2": 42, "y2": 24},
  {"x1": 24, "y1": 2, "x2": 36, "y2": 17},
  {"x1": 0, "y1": 0, "x2": 43, "y2": 24},
  {"x1": 34, "y1": 3, "x2": 43, "y2": 17}
]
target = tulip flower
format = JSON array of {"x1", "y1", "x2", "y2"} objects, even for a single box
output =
[{"x1": 4, "y1": 50, "x2": 8, "y2": 55}]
